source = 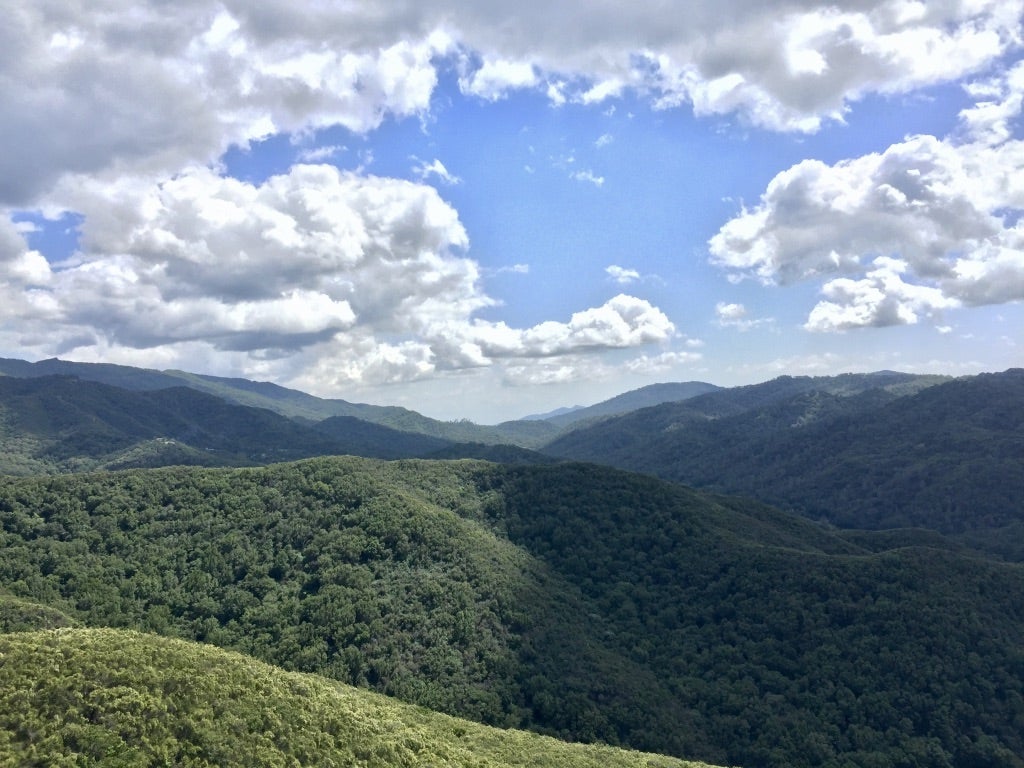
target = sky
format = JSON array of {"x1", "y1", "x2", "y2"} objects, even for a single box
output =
[{"x1": 2, "y1": 1, "x2": 1023, "y2": 423}]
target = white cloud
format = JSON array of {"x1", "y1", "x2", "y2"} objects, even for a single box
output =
[
  {"x1": 500, "y1": 345, "x2": 700, "y2": 387},
  {"x1": 595, "y1": 133, "x2": 614, "y2": 148},
  {"x1": 571, "y1": 170, "x2": 605, "y2": 187},
  {"x1": 413, "y1": 158, "x2": 462, "y2": 185},
  {"x1": 958, "y1": 60, "x2": 1024, "y2": 146},
  {"x1": 0, "y1": 4, "x2": 455, "y2": 207},
  {"x1": 1, "y1": 167, "x2": 677, "y2": 387},
  {"x1": 709, "y1": 71, "x2": 1024, "y2": 329},
  {"x1": 2, "y1": 165, "x2": 475, "y2": 360},
  {"x1": 2, "y1": 1, "x2": 1017, "y2": 211},
  {"x1": 494, "y1": 263, "x2": 530, "y2": 275},
  {"x1": 297, "y1": 144, "x2": 346, "y2": 162},
  {"x1": 606, "y1": 265, "x2": 640, "y2": 284},
  {"x1": 459, "y1": 57, "x2": 538, "y2": 100},
  {"x1": 714, "y1": 301, "x2": 775, "y2": 331},
  {"x1": 623, "y1": 349, "x2": 703, "y2": 374},
  {"x1": 451, "y1": 294, "x2": 676, "y2": 361},
  {"x1": 578, "y1": 78, "x2": 625, "y2": 105},
  {"x1": 805, "y1": 257, "x2": 960, "y2": 331}
]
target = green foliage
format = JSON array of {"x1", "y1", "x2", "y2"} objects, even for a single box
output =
[
  {"x1": 0, "y1": 458, "x2": 691, "y2": 753},
  {"x1": 0, "y1": 593, "x2": 78, "y2": 632},
  {"x1": 490, "y1": 464, "x2": 1024, "y2": 768},
  {"x1": 0, "y1": 628, "x2": 711, "y2": 768},
  {"x1": 1, "y1": 457, "x2": 1023, "y2": 767}
]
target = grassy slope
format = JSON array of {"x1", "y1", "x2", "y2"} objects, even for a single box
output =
[{"x1": 0, "y1": 627, "x2": 713, "y2": 768}]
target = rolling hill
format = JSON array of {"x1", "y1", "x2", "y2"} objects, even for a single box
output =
[
  {"x1": 1, "y1": 456, "x2": 1022, "y2": 767},
  {"x1": 0, "y1": 627, "x2": 710, "y2": 768}
]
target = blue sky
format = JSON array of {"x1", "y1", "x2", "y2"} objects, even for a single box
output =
[{"x1": 2, "y1": 2, "x2": 1023, "y2": 422}]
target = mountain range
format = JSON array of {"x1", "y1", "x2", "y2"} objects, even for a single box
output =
[{"x1": 1, "y1": 356, "x2": 1023, "y2": 767}]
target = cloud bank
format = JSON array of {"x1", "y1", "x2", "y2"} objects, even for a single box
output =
[
  {"x1": 710, "y1": 62, "x2": 1024, "y2": 330},
  {"x1": 0, "y1": 165, "x2": 676, "y2": 388},
  {"x1": 5, "y1": 0, "x2": 1020, "y2": 208}
]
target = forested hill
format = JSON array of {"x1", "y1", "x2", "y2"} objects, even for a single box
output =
[
  {"x1": 1, "y1": 457, "x2": 1022, "y2": 767},
  {"x1": 0, "y1": 627, "x2": 708, "y2": 768},
  {"x1": 542, "y1": 369, "x2": 1023, "y2": 540},
  {"x1": 0, "y1": 374, "x2": 463, "y2": 474},
  {"x1": 0, "y1": 356, "x2": 561, "y2": 447}
]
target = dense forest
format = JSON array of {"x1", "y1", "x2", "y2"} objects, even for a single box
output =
[
  {"x1": 543, "y1": 369, "x2": 1024, "y2": 546},
  {"x1": 1, "y1": 457, "x2": 1022, "y2": 767},
  {"x1": 0, "y1": 627, "x2": 706, "y2": 768}
]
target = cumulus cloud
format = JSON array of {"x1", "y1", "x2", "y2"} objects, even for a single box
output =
[
  {"x1": 0, "y1": 166, "x2": 676, "y2": 387},
  {"x1": 0, "y1": 3, "x2": 456, "y2": 207},
  {"x1": 805, "y1": 257, "x2": 960, "y2": 331},
  {"x1": 2, "y1": 1, "x2": 1018, "y2": 209},
  {"x1": 447, "y1": 294, "x2": 676, "y2": 362},
  {"x1": 2, "y1": 165, "x2": 472, "y2": 359},
  {"x1": 709, "y1": 67, "x2": 1024, "y2": 329},
  {"x1": 459, "y1": 56, "x2": 538, "y2": 100}
]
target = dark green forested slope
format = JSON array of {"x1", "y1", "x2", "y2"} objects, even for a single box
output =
[
  {"x1": 542, "y1": 369, "x2": 1023, "y2": 538},
  {"x1": 0, "y1": 591, "x2": 78, "y2": 632},
  {"x1": 1, "y1": 457, "x2": 1023, "y2": 767},
  {"x1": 0, "y1": 458, "x2": 696, "y2": 758},
  {"x1": 0, "y1": 357, "x2": 562, "y2": 447},
  {"x1": 0, "y1": 628, "x2": 710, "y2": 768},
  {"x1": 0, "y1": 375, "x2": 469, "y2": 474},
  {"x1": 0, "y1": 375, "x2": 343, "y2": 474}
]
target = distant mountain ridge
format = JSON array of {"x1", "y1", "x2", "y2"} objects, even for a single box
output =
[
  {"x1": 0, "y1": 375, "x2": 352, "y2": 473},
  {"x1": 543, "y1": 369, "x2": 1024, "y2": 544},
  {"x1": 542, "y1": 381, "x2": 722, "y2": 428},
  {"x1": 0, "y1": 357, "x2": 560, "y2": 448}
]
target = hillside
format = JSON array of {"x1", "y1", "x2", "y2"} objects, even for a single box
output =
[
  {"x1": 0, "y1": 628, "x2": 708, "y2": 768},
  {"x1": 0, "y1": 357, "x2": 561, "y2": 447},
  {"x1": 542, "y1": 370, "x2": 1022, "y2": 538},
  {"x1": 543, "y1": 381, "x2": 722, "y2": 428},
  {"x1": 0, "y1": 375, "x2": 352, "y2": 474},
  {"x1": 1, "y1": 457, "x2": 1022, "y2": 767},
  {"x1": 0, "y1": 375, "x2": 495, "y2": 474}
]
